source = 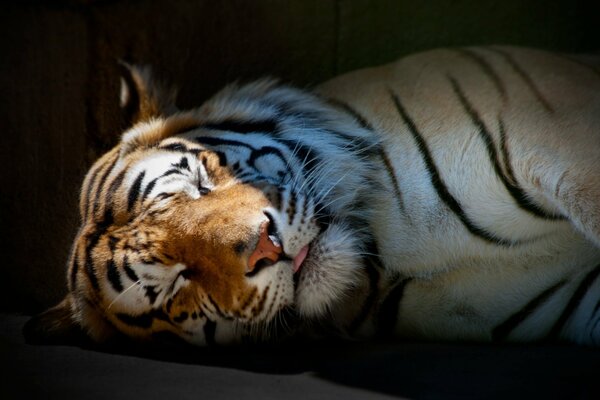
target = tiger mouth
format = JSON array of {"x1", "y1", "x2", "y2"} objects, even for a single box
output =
[
  {"x1": 292, "y1": 244, "x2": 310, "y2": 273},
  {"x1": 292, "y1": 242, "x2": 314, "y2": 288}
]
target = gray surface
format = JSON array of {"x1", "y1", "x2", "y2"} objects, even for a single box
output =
[{"x1": 2, "y1": 314, "x2": 600, "y2": 399}]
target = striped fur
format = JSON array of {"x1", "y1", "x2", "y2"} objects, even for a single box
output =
[{"x1": 28, "y1": 46, "x2": 600, "y2": 346}]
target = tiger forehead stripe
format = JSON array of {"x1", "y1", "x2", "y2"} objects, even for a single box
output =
[
  {"x1": 120, "y1": 112, "x2": 202, "y2": 157},
  {"x1": 127, "y1": 171, "x2": 146, "y2": 212},
  {"x1": 197, "y1": 117, "x2": 322, "y2": 178}
]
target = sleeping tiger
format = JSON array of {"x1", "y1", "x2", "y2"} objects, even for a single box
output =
[{"x1": 26, "y1": 46, "x2": 600, "y2": 346}]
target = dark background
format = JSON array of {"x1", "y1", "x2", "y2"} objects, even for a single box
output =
[{"x1": 1, "y1": 0, "x2": 599, "y2": 314}]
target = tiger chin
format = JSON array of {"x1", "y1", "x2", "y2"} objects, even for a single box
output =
[{"x1": 26, "y1": 46, "x2": 600, "y2": 347}]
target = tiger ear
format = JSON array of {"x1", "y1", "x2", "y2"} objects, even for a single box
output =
[
  {"x1": 118, "y1": 61, "x2": 178, "y2": 127},
  {"x1": 23, "y1": 295, "x2": 86, "y2": 345}
]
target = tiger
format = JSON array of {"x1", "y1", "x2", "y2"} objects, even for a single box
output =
[{"x1": 25, "y1": 46, "x2": 600, "y2": 347}]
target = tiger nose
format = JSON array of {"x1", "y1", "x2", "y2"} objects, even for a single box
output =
[{"x1": 247, "y1": 219, "x2": 282, "y2": 273}]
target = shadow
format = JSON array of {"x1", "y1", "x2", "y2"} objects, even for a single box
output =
[
  {"x1": 7, "y1": 312, "x2": 600, "y2": 399},
  {"x1": 76, "y1": 334, "x2": 600, "y2": 399}
]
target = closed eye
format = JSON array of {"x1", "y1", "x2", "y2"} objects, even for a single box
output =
[{"x1": 198, "y1": 185, "x2": 211, "y2": 195}]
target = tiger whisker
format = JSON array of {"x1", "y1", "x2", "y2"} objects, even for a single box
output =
[{"x1": 107, "y1": 279, "x2": 142, "y2": 311}]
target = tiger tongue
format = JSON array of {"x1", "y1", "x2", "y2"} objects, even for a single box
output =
[{"x1": 293, "y1": 245, "x2": 310, "y2": 273}]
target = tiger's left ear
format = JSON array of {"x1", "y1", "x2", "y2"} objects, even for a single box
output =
[{"x1": 118, "y1": 61, "x2": 178, "y2": 127}]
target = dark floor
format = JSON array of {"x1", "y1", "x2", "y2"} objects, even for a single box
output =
[{"x1": 2, "y1": 314, "x2": 599, "y2": 399}]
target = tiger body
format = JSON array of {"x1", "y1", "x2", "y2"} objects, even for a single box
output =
[
  {"x1": 27, "y1": 46, "x2": 600, "y2": 346},
  {"x1": 319, "y1": 47, "x2": 600, "y2": 343}
]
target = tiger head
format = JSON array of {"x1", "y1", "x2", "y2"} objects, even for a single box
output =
[{"x1": 25, "y1": 65, "x2": 377, "y2": 346}]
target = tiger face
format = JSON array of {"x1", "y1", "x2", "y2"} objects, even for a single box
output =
[
  {"x1": 82, "y1": 137, "x2": 323, "y2": 345},
  {"x1": 26, "y1": 70, "x2": 375, "y2": 346}
]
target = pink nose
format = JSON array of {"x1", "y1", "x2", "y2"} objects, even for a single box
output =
[{"x1": 247, "y1": 220, "x2": 282, "y2": 273}]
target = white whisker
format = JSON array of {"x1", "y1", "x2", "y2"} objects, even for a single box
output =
[{"x1": 107, "y1": 280, "x2": 142, "y2": 311}]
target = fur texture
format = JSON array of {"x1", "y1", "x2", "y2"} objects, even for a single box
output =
[{"x1": 26, "y1": 46, "x2": 600, "y2": 346}]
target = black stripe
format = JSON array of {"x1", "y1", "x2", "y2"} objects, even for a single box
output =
[
  {"x1": 377, "y1": 277, "x2": 412, "y2": 337},
  {"x1": 322, "y1": 99, "x2": 381, "y2": 156},
  {"x1": 449, "y1": 77, "x2": 563, "y2": 220},
  {"x1": 202, "y1": 119, "x2": 278, "y2": 134},
  {"x1": 454, "y1": 48, "x2": 506, "y2": 99},
  {"x1": 69, "y1": 253, "x2": 80, "y2": 290},
  {"x1": 214, "y1": 151, "x2": 227, "y2": 166},
  {"x1": 264, "y1": 286, "x2": 280, "y2": 320},
  {"x1": 84, "y1": 215, "x2": 112, "y2": 291},
  {"x1": 122, "y1": 255, "x2": 139, "y2": 282},
  {"x1": 84, "y1": 152, "x2": 119, "y2": 221},
  {"x1": 586, "y1": 298, "x2": 600, "y2": 342},
  {"x1": 203, "y1": 319, "x2": 217, "y2": 346},
  {"x1": 107, "y1": 169, "x2": 127, "y2": 200},
  {"x1": 558, "y1": 54, "x2": 600, "y2": 81},
  {"x1": 140, "y1": 177, "x2": 158, "y2": 203},
  {"x1": 239, "y1": 287, "x2": 258, "y2": 311},
  {"x1": 161, "y1": 169, "x2": 184, "y2": 178},
  {"x1": 197, "y1": 135, "x2": 320, "y2": 180},
  {"x1": 206, "y1": 294, "x2": 227, "y2": 319},
  {"x1": 389, "y1": 89, "x2": 516, "y2": 246},
  {"x1": 328, "y1": 128, "x2": 375, "y2": 152},
  {"x1": 326, "y1": 98, "x2": 375, "y2": 131},
  {"x1": 485, "y1": 47, "x2": 554, "y2": 113},
  {"x1": 348, "y1": 257, "x2": 381, "y2": 333},
  {"x1": 497, "y1": 119, "x2": 564, "y2": 220},
  {"x1": 328, "y1": 98, "x2": 406, "y2": 217},
  {"x1": 194, "y1": 136, "x2": 256, "y2": 151},
  {"x1": 106, "y1": 258, "x2": 123, "y2": 293},
  {"x1": 492, "y1": 279, "x2": 567, "y2": 341},
  {"x1": 91, "y1": 156, "x2": 119, "y2": 219},
  {"x1": 275, "y1": 138, "x2": 320, "y2": 178},
  {"x1": 159, "y1": 142, "x2": 188, "y2": 152},
  {"x1": 173, "y1": 311, "x2": 188, "y2": 323},
  {"x1": 115, "y1": 309, "x2": 171, "y2": 329},
  {"x1": 82, "y1": 164, "x2": 103, "y2": 221},
  {"x1": 127, "y1": 171, "x2": 145, "y2": 212},
  {"x1": 171, "y1": 157, "x2": 190, "y2": 171},
  {"x1": 548, "y1": 263, "x2": 600, "y2": 339},
  {"x1": 144, "y1": 285, "x2": 159, "y2": 305},
  {"x1": 85, "y1": 170, "x2": 118, "y2": 292},
  {"x1": 248, "y1": 146, "x2": 287, "y2": 170},
  {"x1": 252, "y1": 286, "x2": 270, "y2": 317},
  {"x1": 380, "y1": 148, "x2": 408, "y2": 218}
]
